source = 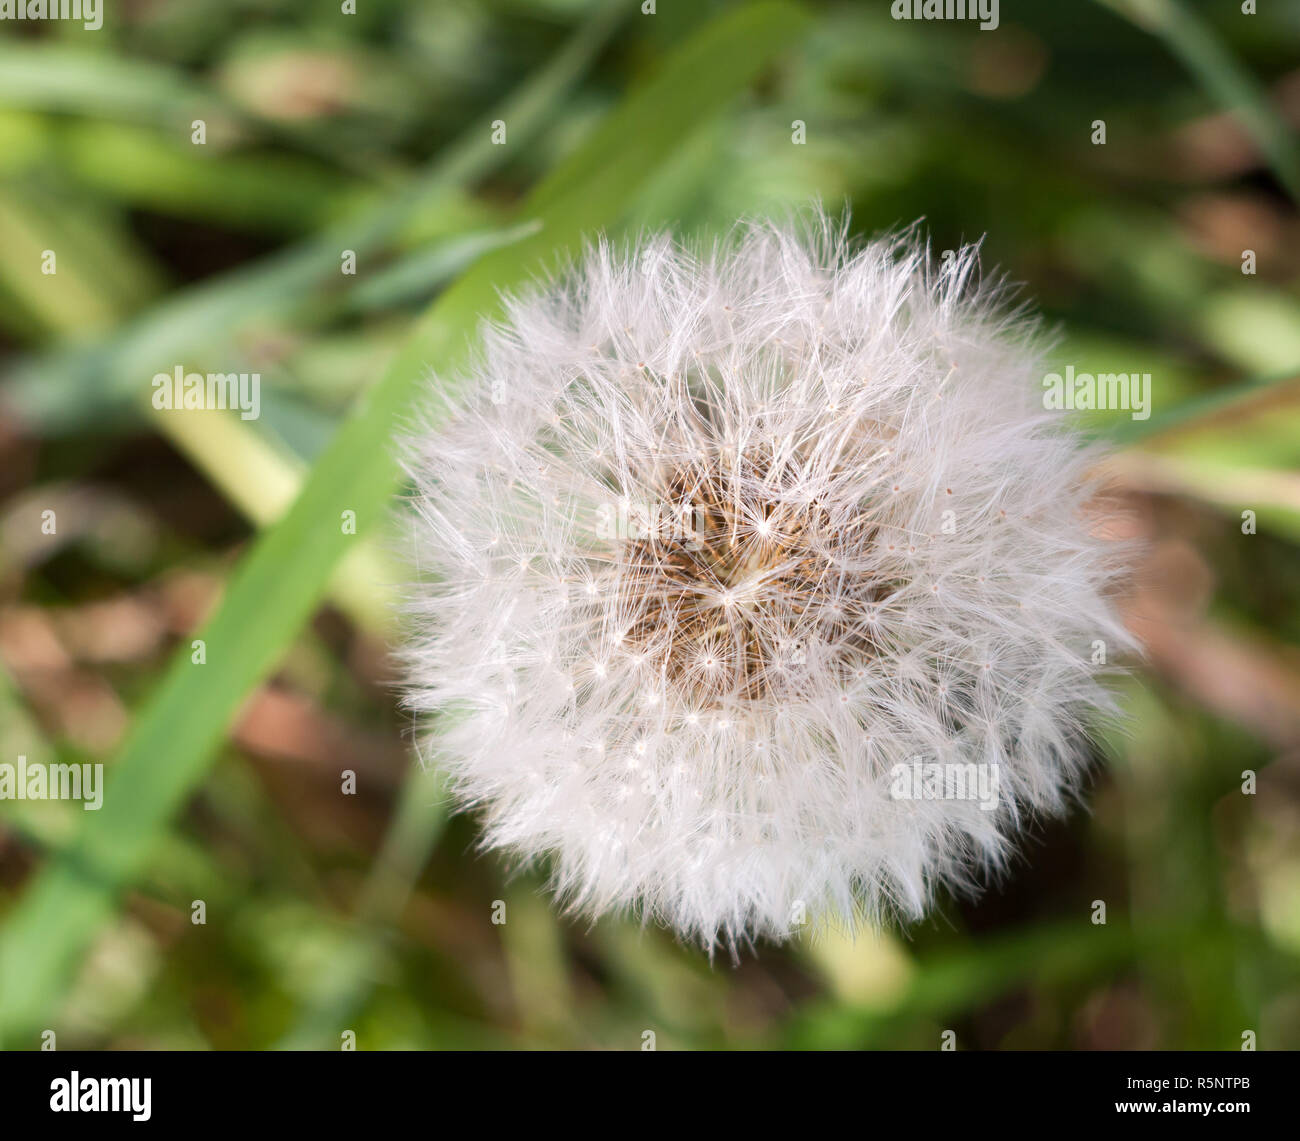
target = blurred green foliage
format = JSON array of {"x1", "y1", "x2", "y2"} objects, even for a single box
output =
[{"x1": 0, "y1": 0, "x2": 1298, "y2": 1049}]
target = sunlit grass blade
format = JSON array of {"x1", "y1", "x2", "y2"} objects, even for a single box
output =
[
  {"x1": 1102, "y1": 373, "x2": 1300, "y2": 538},
  {"x1": 0, "y1": 187, "x2": 160, "y2": 339},
  {"x1": 1110, "y1": 371, "x2": 1300, "y2": 448}
]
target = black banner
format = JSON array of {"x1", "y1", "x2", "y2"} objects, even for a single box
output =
[{"x1": 0, "y1": 1049, "x2": 1286, "y2": 1128}]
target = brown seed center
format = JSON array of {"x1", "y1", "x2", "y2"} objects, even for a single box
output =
[{"x1": 616, "y1": 447, "x2": 885, "y2": 705}]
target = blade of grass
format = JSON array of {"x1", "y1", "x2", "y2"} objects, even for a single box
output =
[
  {"x1": 3, "y1": 0, "x2": 628, "y2": 432},
  {"x1": 1103, "y1": 370, "x2": 1300, "y2": 447},
  {"x1": 148, "y1": 404, "x2": 397, "y2": 632},
  {"x1": 0, "y1": 0, "x2": 811, "y2": 1045},
  {"x1": 0, "y1": 41, "x2": 384, "y2": 172},
  {"x1": 0, "y1": 43, "x2": 218, "y2": 131},
  {"x1": 1101, "y1": 373, "x2": 1300, "y2": 537},
  {"x1": 346, "y1": 220, "x2": 544, "y2": 312},
  {"x1": 59, "y1": 121, "x2": 355, "y2": 235},
  {"x1": 273, "y1": 765, "x2": 446, "y2": 1050},
  {"x1": 1095, "y1": 0, "x2": 1300, "y2": 203},
  {"x1": 1107, "y1": 453, "x2": 1300, "y2": 541},
  {"x1": 148, "y1": 220, "x2": 549, "y2": 635},
  {"x1": 282, "y1": 0, "x2": 814, "y2": 1048},
  {"x1": 0, "y1": 188, "x2": 160, "y2": 338},
  {"x1": 0, "y1": 0, "x2": 628, "y2": 1034},
  {"x1": 779, "y1": 919, "x2": 1195, "y2": 1049}
]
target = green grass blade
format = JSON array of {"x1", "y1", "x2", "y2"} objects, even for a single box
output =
[
  {"x1": 3, "y1": 0, "x2": 626, "y2": 431},
  {"x1": 0, "y1": 0, "x2": 810, "y2": 1045},
  {"x1": 0, "y1": 43, "x2": 216, "y2": 130},
  {"x1": 274, "y1": 766, "x2": 447, "y2": 1049},
  {"x1": 1096, "y1": 0, "x2": 1300, "y2": 203}
]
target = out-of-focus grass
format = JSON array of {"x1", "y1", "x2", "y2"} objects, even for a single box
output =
[{"x1": 0, "y1": 0, "x2": 1297, "y2": 1050}]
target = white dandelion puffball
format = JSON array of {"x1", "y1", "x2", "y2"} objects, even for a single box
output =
[{"x1": 402, "y1": 211, "x2": 1133, "y2": 950}]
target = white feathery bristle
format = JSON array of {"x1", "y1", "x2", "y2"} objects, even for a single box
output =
[{"x1": 400, "y1": 209, "x2": 1135, "y2": 952}]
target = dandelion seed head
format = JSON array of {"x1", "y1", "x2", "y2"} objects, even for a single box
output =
[{"x1": 401, "y1": 209, "x2": 1135, "y2": 951}]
